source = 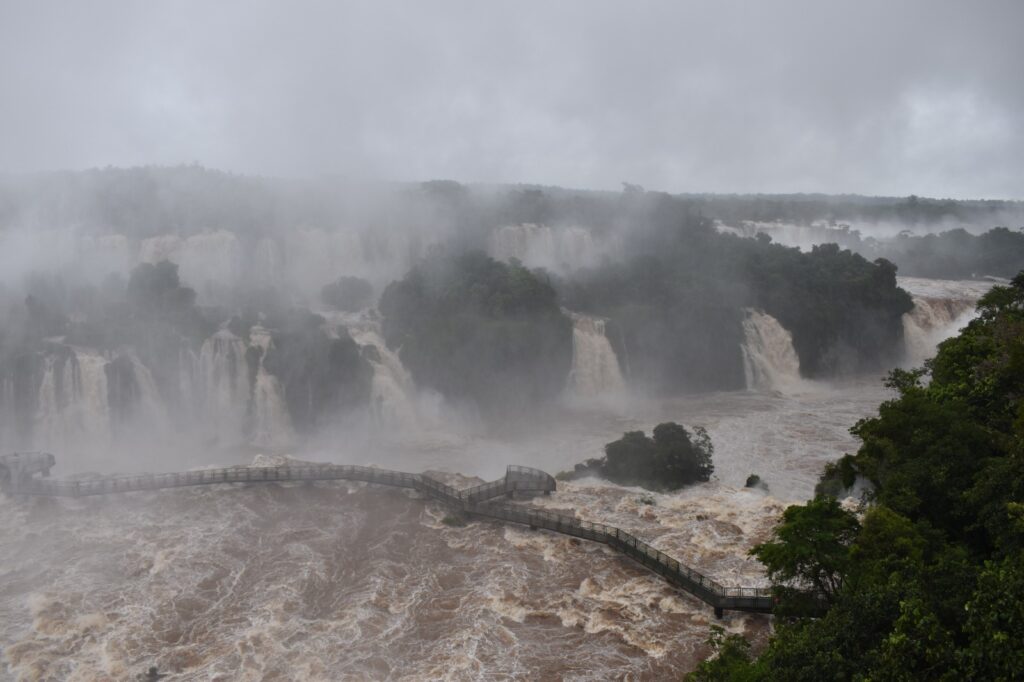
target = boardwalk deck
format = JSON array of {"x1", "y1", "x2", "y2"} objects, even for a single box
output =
[{"x1": 0, "y1": 453, "x2": 773, "y2": 615}]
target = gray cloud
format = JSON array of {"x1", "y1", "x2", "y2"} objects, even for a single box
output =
[{"x1": 1, "y1": 0, "x2": 1021, "y2": 198}]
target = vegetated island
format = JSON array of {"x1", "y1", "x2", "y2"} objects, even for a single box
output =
[{"x1": 558, "y1": 422, "x2": 714, "y2": 491}]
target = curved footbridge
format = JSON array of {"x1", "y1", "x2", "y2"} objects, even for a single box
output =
[{"x1": 0, "y1": 452, "x2": 772, "y2": 616}]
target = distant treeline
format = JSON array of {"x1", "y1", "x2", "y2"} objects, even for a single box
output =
[
  {"x1": 690, "y1": 192, "x2": 1024, "y2": 228},
  {"x1": 2, "y1": 166, "x2": 1021, "y2": 237},
  {"x1": 844, "y1": 227, "x2": 1024, "y2": 280}
]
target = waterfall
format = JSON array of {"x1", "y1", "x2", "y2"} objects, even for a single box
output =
[
  {"x1": 347, "y1": 325, "x2": 419, "y2": 430},
  {"x1": 0, "y1": 357, "x2": 35, "y2": 450},
  {"x1": 177, "y1": 231, "x2": 241, "y2": 300},
  {"x1": 253, "y1": 237, "x2": 283, "y2": 288},
  {"x1": 566, "y1": 312, "x2": 626, "y2": 398},
  {"x1": 902, "y1": 297, "x2": 977, "y2": 366},
  {"x1": 0, "y1": 374, "x2": 13, "y2": 448},
  {"x1": 139, "y1": 234, "x2": 182, "y2": 264},
  {"x1": 177, "y1": 346, "x2": 201, "y2": 415},
  {"x1": 741, "y1": 310, "x2": 802, "y2": 391},
  {"x1": 8, "y1": 345, "x2": 172, "y2": 454},
  {"x1": 76, "y1": 233, "x2": 133, "y2": 280},
  {"x1": 34, "y1": 348, "x2": 112, "y2": 453},
  {"x1": 199, "y1": 330, "x2": 251, "y2": 446},
  {"x1": 491, "y1": 224, "x2": 555, "y2": 264},
  {"x1": 247, "y1": 327, "x2": 295, "y2": 448},
  {"x1": 127, "y1": 354, "x2": 167, "y2": 429},
  {"x1": 489, "y1": 224, "x2": 602, "y2": 273},
  {"x1": 105, "y1": 352, "x2": 169, "y2": 442}
]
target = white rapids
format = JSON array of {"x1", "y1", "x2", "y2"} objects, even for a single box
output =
[
  {"x1": 740, "y1": 309, "x2": 804, "y2": 392},
  {"x1": 0, "y1": 370, "x2": 891, "y2": 680},
  {"x1": 897, "y1": 277, "x2": 993, "y2": 366},
  {"x1": 1, "y1": 277, "x2": 998, "y2": 679}
]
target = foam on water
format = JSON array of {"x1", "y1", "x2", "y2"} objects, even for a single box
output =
[{"x1": 0, "y1": 461, "x2": 773, "y2": 679}]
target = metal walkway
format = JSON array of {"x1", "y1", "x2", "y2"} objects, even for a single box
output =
[{"x1": 0, "y1": 452, "x2": 772, "y2": 615}]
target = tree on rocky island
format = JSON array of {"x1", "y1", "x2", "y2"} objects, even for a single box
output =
[{"x1": 563, "y1": 422, "x2": 714, "y2": 491}]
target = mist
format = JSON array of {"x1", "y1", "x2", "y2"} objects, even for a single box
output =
[
  {"x1": 1, "y1": 3, "x2": 1022, "y2": 679},
  {"x1": 1, "y1": 166, "x2": 1014, "y2": 478},
  {"x1": 2, "y1": 1, "x2": 1023, "y2": 198}
]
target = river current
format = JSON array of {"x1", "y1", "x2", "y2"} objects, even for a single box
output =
[{"x1": 0, "y1": 278, "x2": 988, "y2": 680}]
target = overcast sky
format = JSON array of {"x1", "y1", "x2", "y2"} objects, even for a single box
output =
[{"x1": 1, "y1": 1, "x2": 1021, "y2": 198}]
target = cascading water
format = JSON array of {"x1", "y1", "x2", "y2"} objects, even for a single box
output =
[
  {"x1": 566, "y1": 312, "x2": 626, "y2": 398},
  {"x1": 177, "y1": 346, "x2": 201, "y2": 416},
  {"x1": 176, "y1": 231, "x2": 242, "y2": 300},
  {"x1": 34, "y1": 348, "x2": 112, "y2": 453},
  {"x1": 896, "y1": 277, "x2": 993, "y2": 367},
  {"x1": 0, "y1": 374, "x2": 14, "y2": 447},
  {"x1": 901, "y1": 297, "x2": 978, "y2": 366},
  {"x1": 741, "y1": 310, "x2": 803, "y2": 391},
  {"x1": 199, "y1": 330, "x2": 251, "y2": 446},
  {"x1": 247, "y1": 327, "x2": 295, "y2": 448},
  {"x1": 253, "y1": 237, "x2": 283, "y2": 287},
  {"x1": 104, "y1": 352, "x2": 170, "y2": 445},
  {"x1": 127, "y1": 354, "x2": 166, "y2": 427},
  {"x1": 347, "y1": 325, "x2": 419, "y2": 430},
  {"x1": 490, "y1": 224, "x2": 603, "y2": 273}
]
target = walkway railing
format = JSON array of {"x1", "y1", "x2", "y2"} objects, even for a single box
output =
[{"x1": 0, "y1": 453, "x2": 772, "y2": 614}]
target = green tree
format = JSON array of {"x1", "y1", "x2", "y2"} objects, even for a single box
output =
[
  {"x1": 686, "y1": 626, "x2": 762, "y2": 682},
  {"x1": 752, "y1": 497, "x2": 860, "y2": 607},
  {"x1": 718, "y1": 274, "x2": 1024, "y2": 679}
]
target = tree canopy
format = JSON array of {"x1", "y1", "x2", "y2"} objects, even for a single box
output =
[
  {"x1": 379, "y1": 251, "x2": 573, "y2": 422},
  {"x1": 691, "y1": 273, "x2": 1024, "y2": 680}
]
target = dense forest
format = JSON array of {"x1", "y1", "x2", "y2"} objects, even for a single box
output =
[
  {"x1": 379, "y1": 252, "x2": 573, "y2": 422},
  {"x1": 3, "y1": 167, "x2": 1021, "y2": 236},
  {"x1": 690, "y1": 274, "x2": 1024, "y2": 680},
  {"x1": 559, "y1": 207, "x2": 912, "y2": 388},
  {"x1": 862, "y1": 227, "x2": 1024, "y2": 279}
]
